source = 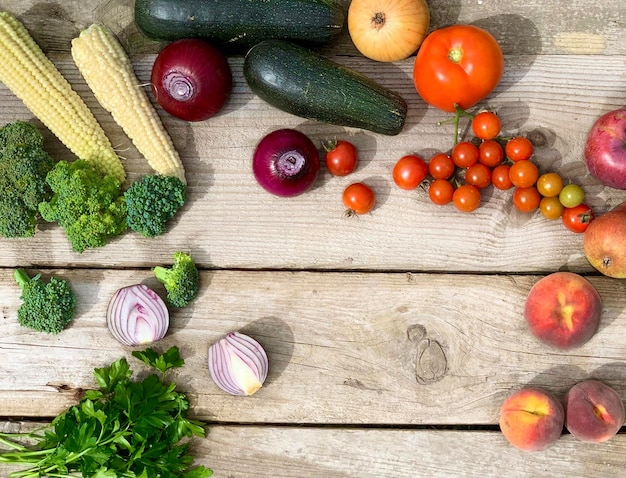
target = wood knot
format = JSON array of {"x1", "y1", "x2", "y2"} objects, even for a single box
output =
[{"x1": 415, "y1": 338, "x2": 448, "y2": 385}]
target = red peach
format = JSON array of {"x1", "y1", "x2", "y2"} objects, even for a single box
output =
[
  {"x1": 500, "y1": 387, "x2": 564, "y2": 451},
  {"x1": 524, "y1": 272, "x2": 602, "y2": 349},
  {"x1": 564, "y1": 380, "x2": 625, "y2": 443}
]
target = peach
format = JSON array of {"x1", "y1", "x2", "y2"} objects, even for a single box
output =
[
  {"x1": 523, "y1": 271, "x2": 602, "y2": 349},
  {"x1": 500, "y1": 387, "x2": 564, "y2": 451},
  {"x1": 564, "y1": 380, "x2": 625, "y2": 443}
]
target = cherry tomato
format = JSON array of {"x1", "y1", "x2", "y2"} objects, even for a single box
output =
[
  {"x1": 465, "y1": 162, "x2": 492, "y2": 189},
  {"x1": 539, "y1": 196, "x2": 564, "y2": 220},
  {"x1": 453, "y1": 184, "x2": 481, "y2": 212},
  {"x1": 559, "y1": 183, "x2": 585, "y2": 208},
  {"x1": 491, "y1": 164, "x2": 513, "y2": 190},
  {"x1": 393, "y1": 155, "x2": 428, "y2": 190},
  {"x1": 562, "y1": 204, "x2": 594, "y2": 233},
  {"x1": 478, "y1": 139, "x2": 504, "y2": 167},
  {"x1": 451, "y1": 141, "x2": 479, "y2": 168},
  {"x1": 324, "y1": 140, "x2": 358, "y2": 176},
  {"x1": 428, "y1": 152, "x2": 455, "y2": 179},
  {"x1": 536, "y1": 172, "x2": 564, "y2": 198},
  {"x1": 472, "y1": 111, "x2": 501, "y2": 140},
  {"x1": 429, "y1": 178, "x2": 454, "y2": 205},
  {"x1": 342, "y1": 182, "x2": 375, "y2": 215},
  {"x1": 505, "y1": 137, "x2": 533, "y2": 162},
  {"x1": 508, "y1": 160, "x2": 539, "y2": 188},
  {"x1": 412, "y1": 25, "x2": 505, "y2": 112},
  {"x1": 512, "y1": 186, "x2": 541, "y2": 213}
]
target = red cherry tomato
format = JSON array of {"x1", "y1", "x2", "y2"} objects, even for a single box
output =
[
  {"x1": 412, "y1": 25, "x2": 505, "y2": 112},
  {"x1": 342, "y1": 182, "x2": 375, "y2": 215},
  {"x1": 429, "y1": 178, "x2": 454, "y2": 205},
  {"x1": 324, "y1": 140, "x2": 358, "y2": 176},
  {"x1": 508, "y1": 160, "x2": 539, "y2": 188},
  {"x1": 478, "y1": 139, "x2": 504, "y2": 167},
  {"x1": 472, "y1": 111, "x2": 501, "y2": 140},
  {"x1": 562, "y1": 204, "x2": 594, "y2": 233},
  {"x1": 505, "y1": 137, "x2": 533, "y2": 162},
  {"x1": 465, "y1": 162, "x2": 492, "y2": 189},
  {"x1": 491, "y1": 164, "x2": 513, "y2": 190},
  {"x1": 451, "y1": 141, "x2": 479, "y2": 168},
  {"x1": 512, "y1": 187, "x2": 541, "y2": 213},
  {"x1": 393, "y1": 155, "x2": 428, "y2": 190},
  {"x1": 428, "y1": 153, "x2": 455, "y2": 179},
  {"x1": 453, "y1": 184, "x2": 481, "y2": 212}
]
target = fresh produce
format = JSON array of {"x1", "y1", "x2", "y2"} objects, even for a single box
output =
[
  {"x1": 413, "y1": 25, "x2": 504, "y2": 113},
  {"x1": 499, "y1": 387, "x2": 564, "y2": 452},
  {"x1": 512, "y1": 186, "x2": 541, "y2": 213},
  {"x1": 523, "y1": 272, "x2": 602, "y2": 350},
  {"x1": 583, "y1": 201, "x2": 626, "y2": 278},
  {"x1": 244, "y1": 39, "x2": 407, "y2": 136},
  {"x1": 38, "y1": 160, "x2": 128, "y2": 253},
  {"x1": 561, "y1": 203, "x2": 594, "y2": 233},
  {"x1": 0, "y1": 11, "x2": 125, "y2": 182},
  {"x1": 428, "y1": 178, "x2": 454, "y2": 205},
  {"x1": 583, "y1": 108, "x2": 626, "y2": 189},
  {"x1": 153, "y1": 251, "x2": 200, "y2": 308},
  {"x1": 0, "y1": 121, "x2": 54, "y2": 238},
  {"x1": 558, "y1": 183, "x2": 585, "y2": 208},
  {"x1": 393, "y1": 154, "x2": 428, "y2": 190},
  {"x1": 107, "y1": 283, "x2": 170, "y2": 346},
  {"x1": 151, "y1": 39, "x2": 232, "y2": 122},
  {"x1": 208, "y1": 331, "x2": 269, "y2": 396},
  {"x1": 71, "y1": 23, "x2": 186, "y2": 183},
  {"x1": 343, "y1": 182, "x2": 376, "y2": 215},
  {"x1": 0, "y1": 347, "x2": 211, "y2": 477},
  {"x1": 471, "y1": 111, "x2": 501, "y2": 140},
  {"x1": 14, "y1": 268, "x2": 76, "y2": 335},
  {"x1": 134, "y1": 0, "x2": 345, "y2": 52},
  {"x1": 505, "y1": 136, "x2": 534, "y2": 162},
  {"x1": 124, "y1": 174, "x2": 187, "y2": 238},
  {"x1": 253, "y1": 128, "x2": 320, "y2": 197},
  {"x1": 347, "y1": 0, "x2": 429, "y2": 62},
  {"x1": 324, "y1": 139, "x2": 359, "y2": 176},
  {"x1": 452, "y1": 184, "x2": 481, "y2": 212},
  {"x1": 564, "y1": 380, "x2": 625, "y2": 443}
]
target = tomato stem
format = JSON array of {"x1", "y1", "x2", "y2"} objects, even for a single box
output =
[{"x1": 452, "y1": 105, "x2": 474, "y2": 145}]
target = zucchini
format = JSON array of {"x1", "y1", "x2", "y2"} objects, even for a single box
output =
[
  {"x1": 134, "y1": 0, "x2": 345, "y2": 52},
  {"x1": 243, "y1": 40, "x2": 408, "y2": 136}
]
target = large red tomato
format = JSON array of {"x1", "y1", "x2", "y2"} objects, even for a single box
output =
[{"x1": 412, "y1": 25, "x2": 504, "y2": 112}]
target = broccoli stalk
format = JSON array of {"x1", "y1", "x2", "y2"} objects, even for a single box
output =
[
  {"x1": 153, "y1": 252, "x2": 199, "y2": 308},
  {"x1": 14, "y1": 268, "x2": 77, "y2": 334}
]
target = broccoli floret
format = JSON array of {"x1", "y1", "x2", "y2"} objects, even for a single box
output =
[
  {"x1": 38, "y1": 159, "x2": 128, "y2": 253},
  {"x1": 0, "y1": 120, "x2": 45, "y2": 149},
  {"x1": 14, "y1": 268, "x2": 77, "y2": 334},
  {"x1": 124, "y1": 174, "x2": 187, "y2": 238},
  {"x1": 153, "y1": 251, "x2": 199, "y2": 308},
  {"x1": 0, "y1": 122, "x2": 54, "y2": 237}
]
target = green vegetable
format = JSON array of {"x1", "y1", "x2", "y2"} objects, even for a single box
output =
[
  {"x1": 244, "y1": 40, "x2": 408, "y2": 136},
  {"x1": 38, "y1": 159, "x2": 128, "y2": 253},
  {"x1": 154, "y1": 251, "x2": 200, "y2": 308},
  {"x1": 0, "y1": 346, "x2": 212, "y2": 477},
  {"x1": 14, "y1": 268, "x2": 76, "y2": 334},
  {"x1": 134, "y1": 0, "x2": 345, "y2": 53},
  {"x1": 0, "y1": 121, "x2": 54, "y2": 237},
  {"x1": 124, "y1": 174, "x2": 187, "y2": 238}
]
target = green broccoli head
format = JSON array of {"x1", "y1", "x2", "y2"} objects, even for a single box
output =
[
  {"x1": 0, "y1": 121, "x2": 45, "y2": 149},
  {"x1": 124, "y1": 174, "x2": 187, "y2": 238},
  {"x1": 153, "y1": 251, "x2": 199, "y2": 308},
  {"x1": 38, "y1": 159, "x2": 128, "y2": 252},
  {"x1": 14, "y1": 268, "x2": 77, "y2": 334},
  {"x1": 0, "y1": 123, "x2": 55, "y2": 237}
]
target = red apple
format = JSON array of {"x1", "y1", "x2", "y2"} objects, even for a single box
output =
[
  {"x1": 524, "y1": 272, "x2": 602, "y2": 349},
  {"x1": 584, "y1": 108, "x2": 626, "y2": 189},
  {"x1": 583, "y1": 201, "x2": 626, "y2": 278}
]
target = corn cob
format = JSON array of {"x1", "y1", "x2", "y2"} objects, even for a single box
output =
[
  {"x1": 0, "y1": 11, "x2": 126, "y2": 183},
  {"x1": 71, "y1": 24, "x2": 186, "y2": 184}
]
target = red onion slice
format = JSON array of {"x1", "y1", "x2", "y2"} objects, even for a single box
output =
[
  {"x1": 106, "y1": 284, "x2": 170, "y2": 347},
  {"x1": 208, "y1": 332, "x2": 269, "y2": 396}
]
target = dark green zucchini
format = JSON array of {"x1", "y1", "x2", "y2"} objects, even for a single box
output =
[
  {"x1": 134, "y1": 0, "x2": 345, "y2": 52},
  {"x1": 243, "y1": 40, "x2": 408, "y2": 136}
]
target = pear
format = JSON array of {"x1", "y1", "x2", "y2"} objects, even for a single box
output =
[{"x1": 583, "y1": 202, "x2": 626, "y2": 278}]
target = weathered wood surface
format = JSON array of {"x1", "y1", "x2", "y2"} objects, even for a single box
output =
[{"x1": 2, "y1": 0, "x2": 626, "y2": 476}]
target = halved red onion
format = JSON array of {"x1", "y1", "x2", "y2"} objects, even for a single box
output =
[
  {"x1": 106, "y1": 284, "x2": 170, "y2": 347},
  {"x1": 208, "y1": 332, "x2": 269, "y2": 396}
]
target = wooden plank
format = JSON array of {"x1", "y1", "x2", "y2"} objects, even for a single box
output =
[
  {"x1": 2, "y1": 421, "x2": 625, "y2": 477},
  {"x1": 1, "y1": 269, "x2": 625, "y2": 424}
]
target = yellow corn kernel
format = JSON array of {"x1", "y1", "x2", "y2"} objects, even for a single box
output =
[
  {"x1": 71, "y1": 24, "x2": 186, "y2": 184},
  {"x1": 0, "y1": 11, "x2": 125, "y2": 183}
]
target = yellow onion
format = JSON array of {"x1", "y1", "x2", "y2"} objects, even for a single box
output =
[{"x1": 208, "y1": 332, "x2": 268, "y2": 396}]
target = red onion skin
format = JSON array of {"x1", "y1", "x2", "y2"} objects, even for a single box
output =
[
  {"x1": 151, "y1": 39, "x2": 232, "y2": 122},
  {"x1": 253, "y1": 129, "x2": 320, "y2": 197}
]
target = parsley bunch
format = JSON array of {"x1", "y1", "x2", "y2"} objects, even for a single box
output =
[{"x1": 0, "y1": 347, "x2": 212, "y2": 477}]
